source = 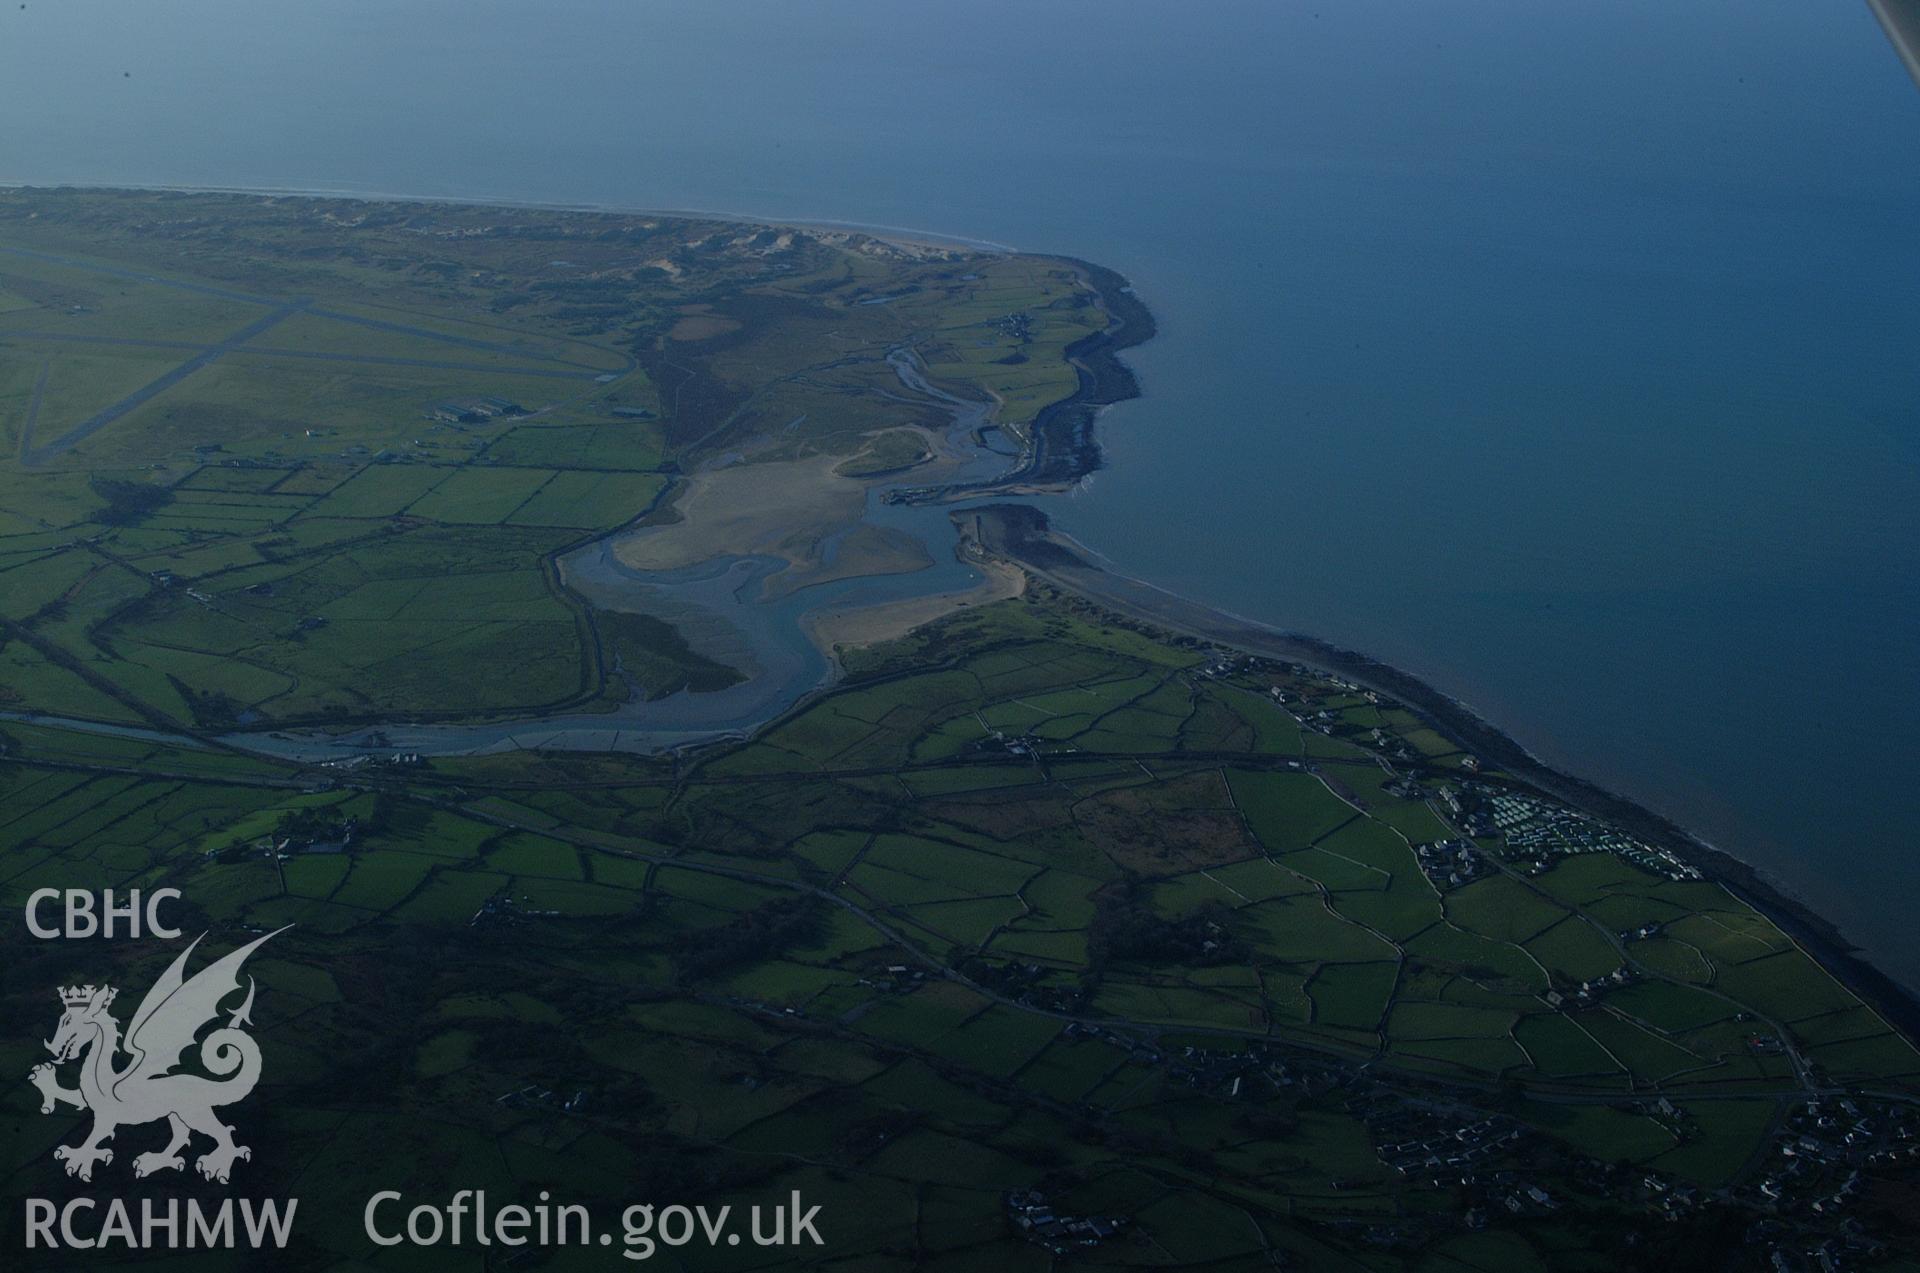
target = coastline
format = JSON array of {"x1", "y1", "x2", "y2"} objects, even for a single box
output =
[
  {"x1": 979, "y1": 255, "x2": 1157, "y2": 489},
  {"x1": 913, "y1": 257, "x2": 1920, "y2": 1045},
  {"x1": 0, "y1": 179, "x2": 1020, "y2": 254},
  {"x1": 962, "y1": 501, "x2": 1920, "y2": 1047},
  {"x1": 886, "y1": 256, "x2": 1156, "y2": 503},
  {"x1": 7, "y1": 182, "x2": 1914, "y2": 1040}
]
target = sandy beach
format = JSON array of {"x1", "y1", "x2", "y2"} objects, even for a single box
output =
[{"x1": 804, "y1": 556, "x2": 1025, "y2": 659}]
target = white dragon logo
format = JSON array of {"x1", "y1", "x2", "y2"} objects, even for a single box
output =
[{"x1": 27, "y1": 928, "x2": 286, "y2": 1184}]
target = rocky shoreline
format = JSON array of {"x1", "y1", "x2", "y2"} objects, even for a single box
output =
[
  {"x1": 888, "y1": 257, "x2": 1156, "y2": 502},
  {"x1": 1019, "y1": 257, "x2": 1158, "y2": 486}
]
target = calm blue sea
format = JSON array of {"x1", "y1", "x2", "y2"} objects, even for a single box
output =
[{"x1": 4, "y1": 0, "x2": 1918, "y2": 986}]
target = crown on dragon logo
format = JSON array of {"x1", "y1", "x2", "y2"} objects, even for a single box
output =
[{"x1": 31, "y1": 929, "x2": 286, "y2": 1184}]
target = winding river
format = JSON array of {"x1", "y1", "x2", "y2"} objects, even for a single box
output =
[
  {"x1": 211, "y1": 352, "x2": 1013, "y2": 761},
  {"x1": 6, "y1": 0, "x2": 1919, "y2": 985}
]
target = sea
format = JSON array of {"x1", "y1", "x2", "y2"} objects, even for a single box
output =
[{"x1": 3, "y1": 0, "x2": 1918, "y2": 988}]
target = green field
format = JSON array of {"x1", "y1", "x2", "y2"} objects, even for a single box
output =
[
  {"x1": 0, "y1": 189, "x2": 1120, "y2": 732},
  {"x1": 3, "y1": 189, "x2": 1916, "y2": 1270}
]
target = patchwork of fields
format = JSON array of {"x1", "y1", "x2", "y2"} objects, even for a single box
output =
[
  {"x1": 4, "y1": 592, "x2": 1916, "y2": 1268},
  {"x1": 2, "y1": 190, "x2": 1915, "y2": 1270},
  {"x1": 0, "y1": 189, "x2": 1109, "y2": 729}
]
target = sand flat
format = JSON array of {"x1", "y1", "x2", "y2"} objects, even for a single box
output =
[{"x1": 612, "y1": 452, "x2": 866, "y2": 572}]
